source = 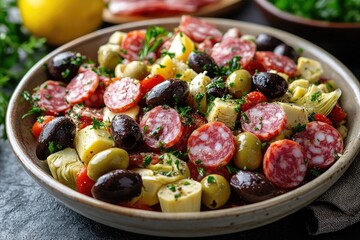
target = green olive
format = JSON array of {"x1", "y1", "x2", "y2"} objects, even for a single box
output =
[
  {"x1": 226, "y1": 69, "x2": 252, "y2": 98},
  {"x1": 98, "y1": 44, "x2": 121, "y2": 70},
  {"x1": 114, "y1": 63, "x2": 126, "y2": 78},
  {"x1": 200, "y1": 174, "x2": 231, "y2": 209},
  {"x1": 233, "y1": 132, "x2": 263, "y2": 171},
  {"x1": 87, "y1": 148, "x2": 129, "y2": 180},
  {"x1": 123, "y1": 61, "x2": 149, "y2": 80}
]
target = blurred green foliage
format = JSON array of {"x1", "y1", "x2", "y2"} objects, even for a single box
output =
[
  {"x1": 0, "y1": 0, "x2": 47, "y2": 138},
  {"x1": 269, "y1": 0, "x2": 360, "y2": 22}
]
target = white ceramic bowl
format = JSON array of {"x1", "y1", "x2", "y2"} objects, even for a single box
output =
[{"x1": 6, "y1": 18, "x2": 360, "y2": 237}]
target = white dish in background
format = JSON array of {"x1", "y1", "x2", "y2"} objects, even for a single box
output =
[{"x1": 6, "y1": 18, "x2": 360, "y2": 237}]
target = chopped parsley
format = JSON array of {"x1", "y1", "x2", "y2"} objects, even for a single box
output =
[
  {"x1": 311, "y1": 91, "x2": 321, "y2": 102},
  {"x1": 21, "y1": 91, "x2": 43, "y2": 118},
  {"x1": 140, "y1": 26, "x2": 169, "y2": 60},
  {"x1": 207, "y1": 175, "x2": 216, "y2": 184},
  {"x1": 90, "y1": 118, "x2": 106, "y2": 130}
]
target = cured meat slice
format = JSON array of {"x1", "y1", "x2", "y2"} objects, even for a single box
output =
[
  {"x1": 263, "y1": 139, "x2": 307, "y2": 189},
  {"x1": 240, "y1": 102, "x2": 286, "y2": 141},
  {"x1": 36, "y1": 80, "x2": 70, "y2": 115},
  {"x1": 65, "y1": 70, "x2": 99, "y2": 105},
  {"x1": 103, "y1": 77, "x2": 142, "y2": 113},
  {"x1": 83, "y1": 85, "x2": 105, "y2": 108},
  {"x1": 293, "y1": 121, "x2": 344, "y2": 169},
  {"x1": 121, "y1": 30, "x2": 146, "y2": 61},
  {"x1": 255, "y1": 51, "x2": 298, "y2": 77},
  {"x1": 179, "y1": 15, "x2": 222, "y2": 43},
  {"x1": 188, "y1": 121, "x2": 235, "y2": 170},
  {"x1": 211, "y1": 38, "x2": 256, "y2": 67},
  {"x1": 108, "y1": 0, "x2": 219, "y2": 16},
  {"x1": 139, "y1": 106, "x2": 183, "y2": 150},
  {"x1": 66, "y1": 104, "x2": 104, "y2": 130}
]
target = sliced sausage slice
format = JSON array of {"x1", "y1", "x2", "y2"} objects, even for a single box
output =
[
  {"x1": 240, "y1": 102, "x2": 286, "y2": 141},
  {"x1": 255, "y1": 51, "x2": 298, "y2": 77},
  {"x1": 263, "y1": 139, "x2": 307, "y2": 189},
  {"x1": 179, "y1": 15, "x2": 222, "y2": 43},
  {"x1": 188, "y1": 121, "x2": 235, "y2": 170},
  {"x1": 139, "y1": 106, "x2": 183, "y2": 150},
  {"x1": 104, "y1": 77, "x2": 142, "y2": 113},
  {"x1": 65, "y1": 70, "x2": 99, "y2": 105},
  {"x1": 293, "y1": 121, "x2": 344, "y2": 169},
  {"x1": 36, "y1": 80, "x2": 70, "y2": 115},
  {"x1": 211, "y1": 38, "x2": 255, "y2": 67}
]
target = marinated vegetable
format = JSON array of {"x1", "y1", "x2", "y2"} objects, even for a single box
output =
[{"x1": 25, "y1": 15, "x2": 348, "y2": 212}]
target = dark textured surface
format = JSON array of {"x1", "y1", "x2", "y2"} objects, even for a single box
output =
[{"x1": 2, "y1": 1, "x2": 360, "y2": 239}]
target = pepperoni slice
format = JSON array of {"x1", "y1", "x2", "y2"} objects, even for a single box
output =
[
  {"x1": 36, "y1": 80, "x2": 70, "y2": 115},
  {"x1": 263, "y1": 139, "x2": 307, "y2": 189},
  {"x1": 121, "y1": 30, "x2": 146, "y2": 61},
  {"x1": 293, "y1": 121, "x2": 344, "y2": 169},
  {"x1": 256, "y1": 51, "x2": 298, "y2": 77},
  {"x1": 139, "y1": 106, "x2": 183, "y2": 150},
  {"x1": 65, "y1": 70, "x2": 99, "y2": 105},
  {"x1": 179, "y1": 15, "x2": 222, "y2": 43},
  {"x1": 211, "y1": 38, "x2": 256, "y2": 67},
  {"x1": 240, "y1": 102, "x2": 286, "y2": 141},
  {"x1": 83, "y1": 84, "x2": 105, "y2": 108},
  {"x1": 103, "y1": 77, "x2": 142, "y2": 113},
  {"x1": 188, "y1": 121, "x2": 235, "y2": 170}
]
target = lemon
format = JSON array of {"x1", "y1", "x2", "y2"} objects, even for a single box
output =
[{"x1": 18, "y1": 0, "x2": 104, "y2": 46}]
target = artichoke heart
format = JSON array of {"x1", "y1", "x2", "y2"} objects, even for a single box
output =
[
  {"x1": 148, "y1": 153, "x2": 190, "y2": 184},
  {"x1": 47, "y1": 148, "x2": 84, "y2": 190},
  {"x1": 294, "y1": 84, "x2": 341, "y2": 116}
]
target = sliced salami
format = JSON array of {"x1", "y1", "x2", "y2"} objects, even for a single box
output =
[
  {"x1": 65, "y1": 70, "x2": 99, "y2": 105},
  {"x1": 240, "y1": 102, "x2": 287, "y2": 141},
  {"x1": 83, "y1": 84, "x2": 105, "y2": 108},
  {"x1": 188, "y1": 121, "x2": 235, "y2": 170},
  {"x1": 211, "y1": 38, "x2": 256, "y2": 67},
  {"x1": 36, "y1": 80, "x2": 70, "y2": 115},
  {"x1": 103, "y1": 77, "x2": 142, "y2": 113},
  {"x1": 139, "y1": 106, "x2": 183, "y2": 150},
  {"x1": 293, "y1": 121, "x2": 344, "y2": 169},
  {"x1": 66, "y1": 104, "x2": 104, "y2": 130},
  {"x1": 263, "y1": 139, "x2": 307, "y2": 189},
  {"x1": 121, "y1": 30, "x2": 146, "y2": 61},
  {"x1": 179, "y1": 15, "x2": 222, "y2": 43},
  {"x1": 255, "y1": 51, "x2": 298, "y2": 77}
]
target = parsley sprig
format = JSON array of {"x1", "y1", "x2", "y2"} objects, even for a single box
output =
[
  {"x1": 139, "y1": 26, "x2": 169, "y2": 61},
  {"x1": 0, "y1": 0, "x2": 47, "y2": 138}
]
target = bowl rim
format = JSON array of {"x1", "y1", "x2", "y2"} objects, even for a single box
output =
[
  {"x1": 6, "y1": 17, "x2": 360, "y2": 223},
  {"x1": 255, "y1": 0, "x2": 360, "y2": 28}
]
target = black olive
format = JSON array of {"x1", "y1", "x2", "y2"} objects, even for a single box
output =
[
  {"x1": 252, "y1": 72, "x2": 288, "y2": 99},
  {"x1": 91, "y1": 169, "x2": 142, "y2": 203},
  {"x1": 230, "y1": 170, "x2": 276, "y2": 203},
  {"x1": 36, "y1": 116, "x2": 76, "y2": 160},
  {"x1": 256, "y1": 33, "x2": 284, "y2": 51},
  {"x1": 206, "y1": 76, "x2": 228, "y2": 98},
  {"x1": 273, "y1": 43, "x2": 299, "y2": 62},
  {"x1": 188, "y1": 51, "x2": 219, "y2": 78},
  {"x1": 146, "y1": 79, "x2": 189, "y2": 107},
  {"x1": 110, "y1": 114, "x2": 142, "y2": 150},
  {"x1": 48, "y1": 51, "x2": 84, "y2": 82}
]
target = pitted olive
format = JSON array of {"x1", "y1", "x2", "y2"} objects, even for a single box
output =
[
  {"x1": 122, "y1": 61, "x2": 148, "y2": 80},
  {"x1": 273, "y1": 43, "x2": 299, "y2": 62},
  {"x1": 146, "y1": 79, "x2": 189, "y2": 107},
  {"x1": 201, "y1": 174, "x2": 231, "y2": 209},
  {"x1": 255, "y1": 33, "x2": 284, "y2": 51},
  {"x1": 252, "y1": 72, "x2": 288, "y2": 99},
  {"x1": 225, "y1": 69, "x2": 252, "y2": 98},
  {"x1": 233, "y1": 132, "x2": 263, "y2": 171},
  {"x1": 91, "y1": 169, "x2": 142, "y2": 203},
  {"x1": 36, "y1": 117, "x2": 76, "y2": 160},
  {"x1": 87, "y1": 148, "x2": 130, "y2": 180},
  {"x1": 230, "y1": 170, "x2": 276, "y2": 203},
  {"x1": 110, "y1": 114, "x2": 142, "y2": 150},
  {"x1": 48, "y1": 51, "x2": 84, "y2": 82},
  {"x1": 188, "y1": 51, "x2": 219, "y2": 78},
  {"x1": 98, "y1": 44, "x2": 122, "y2": 70}
]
